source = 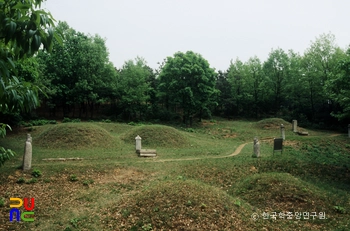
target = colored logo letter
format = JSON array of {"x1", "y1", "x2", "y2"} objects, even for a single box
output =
[
  {"x1": 9, "y1": 208, "x2": 20, "y2": 222},
  {"x1": 21, "y1": 212, "x2": 35, "y2": 222},
  {"x1": 10, "y1": 198, "x2": 23, "y2": 208},
  {"x1": 24, "y1": 198, "x2": 35, "y2": 211}
]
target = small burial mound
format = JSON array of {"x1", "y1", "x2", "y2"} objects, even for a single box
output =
[
  {"x1": 234, "y1": 173, "x2": 330, "y2": 213},
  {"x1": 101, "y1": 180, "x2": 253, "y2": 230},
  {"x1": 36, "y1": 123, "x2": 115, "y2": 149},
  {"x1": 254, "y1": 118, "x2": 291, "y2": 130},
  {"x1": 121, "y1": 125, "x2": 191, "y2": 148}
]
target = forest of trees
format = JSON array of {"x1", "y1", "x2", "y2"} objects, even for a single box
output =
[
  {"x1": 2, "y1": 21, "x2": 350, "y2": 129},
  {"x1": 2, "y1": 0, "x2": 350, "y2": 168}
]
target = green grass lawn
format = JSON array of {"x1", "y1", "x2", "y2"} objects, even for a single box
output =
[{"x1": 0, "y1": 118, "x2": 349, "y2": 230}]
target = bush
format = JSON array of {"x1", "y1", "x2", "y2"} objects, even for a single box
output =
[
  {"x1": 0, "y1": 197, "x2": 5, "y2": 207},
  {"x1": 26, "y1": 178, "x2": 37, "y2": 184},
  {"x1": 32, "y1": 169, "x2": 42, "y2": 178},
  {"x1": 69, "y1": 175, "x2": 78, "y2": 182},
  {"x1": 16, "y1": 177, "x2": 26, "y2": 184},
  {"x1": 62, "y1": 117, "x2": 71, "y2": 123}
]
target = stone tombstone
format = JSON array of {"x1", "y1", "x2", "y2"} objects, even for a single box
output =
[
  {"x1": 292, "y1": 120, "x2": 298, "y2": 132},
  {"x1": 252, "y1": 137, "x2": 260, "y2": 158},
  {"x1": 280, "y1": 124, "x2": 285, "y2": 140},
  {"x1": 348, "y1": 124, "x2": 350, "y2": 138},
  {"x1": 22, "y1": 134, "x2": 32, "y2": 171},
  {"x1": 273, "y1": 138, "x2": 283, "y2": 155},
  {"x1": 135, "y1": 135, "x2": 142, "y2": 153}
]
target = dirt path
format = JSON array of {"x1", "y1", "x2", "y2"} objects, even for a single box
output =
[
  {"x1": 41, "y1": 142, "x2": 253, "y2": 164},
  {"x1": 329, "y1": 133, "x2": 342, "y2": 137},
  {"x1": 141, "y1": 142, "x2": 252, "y2": 163},
  {"x1": 42, "y1": 132, "x2": 344, "y2": 163}
]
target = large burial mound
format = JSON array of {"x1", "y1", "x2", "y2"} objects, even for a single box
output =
[
  {"x1": 121, "y1": 125, "x2": 191, "y2": 148},
  {"x1": 102, "y1": 180, "x2": 253, "y2": 230},
  {"x1": 254, "y1": 118, "x2": 291, "y2": 130},
  {"x1": 36, "y1": 123, "x2": 115, "y2": 149},
  {"x1": 234, "y1": 173, "x2": 330, "y2": 212}
]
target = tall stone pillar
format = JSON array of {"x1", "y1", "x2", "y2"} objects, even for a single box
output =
[
  {"x1": 23, "y1": 134, "x2": 32, "y2": 171},
  {"x1": 252, "y1": 137, "x2": 260, "y2": 158},
  {"x1": 135, "y1": 135, "x2": 142, "y2": 153},
  {"x1": 292, "y1": 120, "x2": 297, "y2": 133},
  {"x1": 280, "y1": 124, "x2": 285, "y2": 140}
]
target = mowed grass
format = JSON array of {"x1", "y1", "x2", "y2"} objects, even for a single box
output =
[{"x1": 0, "y1": 118, "x2": 349, "y2": 230}]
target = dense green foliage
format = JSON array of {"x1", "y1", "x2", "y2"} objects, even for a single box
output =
[
  {"x1": 0, "y1": 0, "x2": 60, "y2": 166},
  {"x1": 2, "y1": 14, "x2": 349, "y2": 130},
  {"x1": 37, "y1": 22, "x2": 117, "y2": 118},
  {"x1": 28, "y1": 27, "x2": 350, "y2": 129},
  {"x1": 158, "y1": 51, "x2": 217, "y2": 125},
  {"x1": 117, "y1": 57, "x2": 152, "y2": 120}
]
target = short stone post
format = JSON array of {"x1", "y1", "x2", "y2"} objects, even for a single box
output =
[
  {"x1": 22, "y1": 134, "x2": 32, "y2": 171},
  {"x1": 280, "y1": 124, "x2": 285, "y2": 140},
  {"x1": 135, "y1": 135, "x2": 142, "y2": 153},
  {"x1": 292, "y1": 120, "x2": 297, "y2": 132},
  {"x1": 348, "y1": 124, "x2": 350, "y2": 138},
  {"x1": 252, "y1": 137, "x2": 260, "y2": 158}
]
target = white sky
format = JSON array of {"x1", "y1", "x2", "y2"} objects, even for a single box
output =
[{"x1": 43, "y1": 0, "x2": 350, "y2": 71}]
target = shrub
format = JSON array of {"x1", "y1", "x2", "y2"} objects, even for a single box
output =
[
  {"x1": 69, "y1": 175, "x2": 78, "y2": 182},
  {"x1": 32, "y1": 169, "x2": 42, "y2": 178},
  {"x1": 83, "y1": 179, "x2": 94, "y2": 186},
  {"x1": 0, "y1": 197, "x2": 5, "y2": 207},
  {"x1": 62, "y1": 117, "x2": 71, "y2": 123},
  {"x1": 16, "y1": 177, "x2": 26, "y2": 184},
  {"x1": 26, "y1": 178, "x2": 37, "y2": 184}
]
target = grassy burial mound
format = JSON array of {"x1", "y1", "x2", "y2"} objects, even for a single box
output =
[
  {"x1": 254, "y1": 118, "x2": 291, "y2": 130},
  {"x1": 121, "y1": 125, "x2": 191, "y2": 148},
  {"x1": 234, "y1": 173, "x2": 331, "y2": 213},
  {"x1": 35, "y1": 123, "x2": 116, "y2": 149},
  {"x1": 102, "y1": 179, "x2": 254, "y2": 230}
]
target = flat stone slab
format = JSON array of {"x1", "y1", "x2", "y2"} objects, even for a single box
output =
[
  {"x1": 297, "y1": 131, "x2": 309, "y2": 136},
  {"x1": 42, "y1": 158, "x2": 84, "y2": 161},
  {"x1": 139, "y1": 153, "x2": 157, "y2": 157},
  {"x1": 139, "y1": 149, "x2": 157, "y2": 157}
]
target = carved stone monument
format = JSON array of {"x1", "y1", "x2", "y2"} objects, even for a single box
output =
[
  {"x1": 252, "y1": 137, "x2": 260, "y2": 158},
  {"x1": 135, "y1": 135, "x2": 142, "y2": 154},
  {"x1": 273, "y1": 138, "x2": 283, "y2": 155},
  {"x1": 280, "y1": 124, "x2": 285, "y2": 140},
  {"x1": 22, "y1": 134, "x2": 32, "y2": 171}
]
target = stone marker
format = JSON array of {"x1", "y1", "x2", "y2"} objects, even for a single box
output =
[
  {"x1": 348, "y1": 124, "x2": 350, "y2": 138},
  {"x1": 292, "y1": 120, "x2": 297, "y2": 132},
  {"x1": 297, "y1": 131, "x2": 309, "y2": 136},
  {"x1": 273, "y1": 138, "x2": 283, "y2": 155},
  {"x1": 135, "y1": 135, "x2": 141, "y2": 153},
  {"x1": 139, "y1": 149, "x2": 157, "y2": 157},
  {"x1": 280, "y1": 124, "x2": 285, "y2": 140},
  {"x1": 22, "y1": 134, "x2": 32, "y2": 171},
  {"x1": 252, "y1": 137, "x2": 260, "y2": 158}
]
